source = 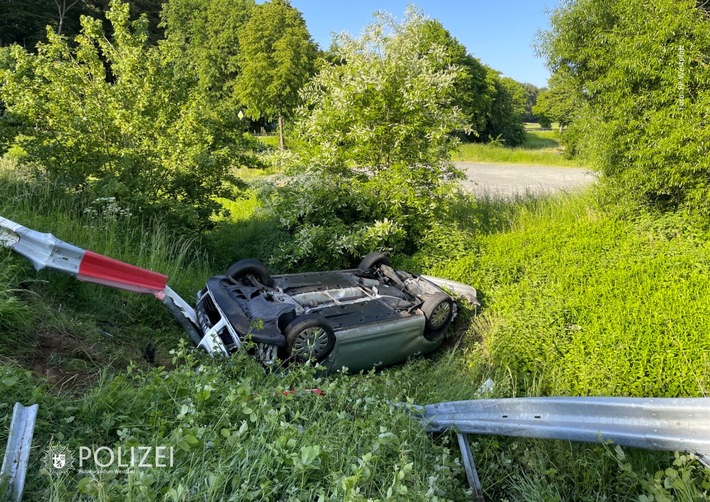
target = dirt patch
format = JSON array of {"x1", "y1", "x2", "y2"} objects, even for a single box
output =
[{"x1": 21, "y1": 328, "x2": 103, "y2": 393}]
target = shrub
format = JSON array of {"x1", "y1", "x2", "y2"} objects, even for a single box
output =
[
  {"x1": 0, "y1": 1, "x2": 252, "y2": 231},
  {"x1": 262, "y1": 7, "x2": 468, "y2": 269}
]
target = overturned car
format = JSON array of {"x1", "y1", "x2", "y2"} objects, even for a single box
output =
[{"x1": 0, "y1": 216, "x2": 478, "y2": 373}]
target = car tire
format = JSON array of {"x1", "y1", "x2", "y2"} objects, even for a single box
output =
[
  {"x1": 421, "y1": 292, "x2": 454, "y2": 341},
  {"x1": 285, "y1": 314, "x2": 336, "y2": 363},
  {"x1": 358, "y1": 251, "x2": 389, "y2": 274},
  {"x1": 226, "y1": 258, "x2": 274, "y2": 287}
]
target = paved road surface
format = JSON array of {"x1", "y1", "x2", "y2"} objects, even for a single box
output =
[{"x1": 456, "y1": 162, "x2": 597, "y2": 198}]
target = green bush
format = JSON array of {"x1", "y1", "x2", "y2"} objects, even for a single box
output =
[
  {"x1": 541, "y1": 0, "x2": 710, "y2": 218},
  {"x1": 0, "y1": 1, "x2": 252, "y2": 231},
  {"x1": 262, "y1": 8, "x2": 467, "y2": 269}
]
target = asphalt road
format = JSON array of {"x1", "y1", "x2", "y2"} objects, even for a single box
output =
[{"x1": 456, "y1": 161, "x2": 597, "y2": 198}]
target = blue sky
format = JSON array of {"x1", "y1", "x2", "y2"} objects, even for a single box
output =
[{"x1": 287, "y1": 1, "x2": 559, "y2": 88}]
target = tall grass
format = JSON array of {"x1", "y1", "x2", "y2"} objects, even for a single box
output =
[
  {"x1": 412, "y1": 192, "x2": 710, "y2": 398},
  {"x1": 455, "y1": 130, "x2": 585, "y2": 167}
]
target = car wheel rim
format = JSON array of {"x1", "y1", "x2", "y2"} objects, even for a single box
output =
[
  {"x1": 293, "y1": 327, "x2": 329, "y2": 359},
  {"x1": 430, "y1": 302, "x2": 451, "y2": 329}
]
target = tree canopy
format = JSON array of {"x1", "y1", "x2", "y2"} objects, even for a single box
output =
[
  {"x1": 295, "y1": 8, "x2": 467, "y2": 172},
  {"x1": 262, "y1": 7, "x2": 470, "y2": 269},
  {"x1": 161, "y1": 0, "x2": 254, "y2": 103},
  {"x1": 236, "y1": 0, "x2": 318, "y2": 149},
  {"x1": 540, "y1": 0, "x2": 710, "y2": 216},
  {"x1": 0, "y1": 0, "x2": 250, "y2": 230},
  {"x1": 533, "y1": 70, "x2": 582, "y2": 131}
]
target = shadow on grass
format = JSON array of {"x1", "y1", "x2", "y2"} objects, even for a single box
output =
[
  {"x1": 206, "y1": 207, "x2": 288, "y2": 273},
  {"x1": 523, "y1": 131, "x2": 560, "y2": 150}
]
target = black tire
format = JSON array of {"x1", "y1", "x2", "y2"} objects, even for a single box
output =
[
  {"x1": 358, "y1": 251, "x2": 389, "y2": 274},
  {"x1": 421, "y1": 292, "x2": 454, "y2": 341},
  {"x1": 285, "y1": 314, "x2": 336, "y2": 363},
  {"x1": 226, "y1": 258, "x2": 273, "y2": 287}
]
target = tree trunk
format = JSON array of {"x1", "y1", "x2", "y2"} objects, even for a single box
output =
[
  {"x1": 278, "y1": 114, "x2": 285, "y2": 150},
  {"x1": 55, "y1": 0, "x2": 79, "y2": 35}
]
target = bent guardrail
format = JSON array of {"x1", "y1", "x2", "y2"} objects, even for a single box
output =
[
  {"x1": 0, "y1": 216, "x2": 201, "y2": 345},
  {"x1": 418, "y1": 397, "x2": 710, "y2": 501}
]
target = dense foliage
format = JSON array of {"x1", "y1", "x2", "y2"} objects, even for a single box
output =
[
  {"x1": 262, "y1": 8, "x2": 468, "y2": 269},
  {"x1": 0, "y1": 0, "x2": 165, "y2": 47},
  {"x1": 161, "y1": 0, "x2": 253, "y2": 109},
  {"x1": 0, "y1": 1, "x2": 252, "y2": 230},
  {"x1": 532, "y1": 70, "x2": 582, "y2": 131},
  {"x1": 236, "y1": 0, "x2": 318, "y2": 149},
  {"x1": 540, "y1": 0, "x2": 710, "y2": 216},
  {"x1": 478, "y1": 72, "x2": 526, "y2": 146}
]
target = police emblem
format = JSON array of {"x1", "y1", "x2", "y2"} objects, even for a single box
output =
[{"x1": 43, "y1": 444, "x2": 73, "y2": 474}]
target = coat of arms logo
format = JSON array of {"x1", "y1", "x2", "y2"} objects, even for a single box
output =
[{"x1": 43, "y1": 444, "x2": 74, "y2": 474}]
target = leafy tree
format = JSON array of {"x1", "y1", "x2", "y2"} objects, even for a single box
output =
[
  {"x1": 1, "y1": 0, "x2": 165, "y2": 49},
  {"x1": 89, "y1": 0, "x2": 166, "y2": 43},
  {"x1": 236, "y1": 0, "x2": 317, "y2": 149},
  {"x1": 533, "y1": 70, "x2": 582, "y2": 132},
  {"x1": 502, "y1": 77, "x2": 527, "y2": 120},
  {"x1": 0, "y1": 0, "x2": 250, "y2": 230},
  {"x1": 0, "y1": 0, "x2": 70, "y2": 47},
  {"x1": 540, "y1": 0, "x2": 710, "y2": 215},
  {"x1": 161, "y1": 0, "x2": 254, "y2": 105},
  {"x1": 418, "y1": 20, "x2": 491, "y2": 135},
  {"x1": 505, "y1": 81, "x2": 542, "y2": 123},
  {"x1": 296, "y1": 8, "x2": 467, "y2": 172},
  {"x1": 263, "y1": 7, "x2": 469, "y2": 269},
  {"x1": 478, "y1": 70, "x2": 525, "y2": 146}
]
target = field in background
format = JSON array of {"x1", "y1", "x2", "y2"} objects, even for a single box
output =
[
  {"x1": 1, "y1": 160, "x2": 708, "y2": 500},
  {"x1": 454, "y1": 129, "x2": 585, "y2": 167},
  {"x1": 255, "y1": 129, "x2": 585, "y2": 168}
]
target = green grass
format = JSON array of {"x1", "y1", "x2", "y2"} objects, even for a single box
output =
[
  {"x1": 1, "y1": 160, "x2": 709, "y2": 500},
  {"x1": 254, "y1": 134, "x2": 280, "y2": 148},
  {"x1": 455, "y1": 130, "x2": 585, "y2": 167}
]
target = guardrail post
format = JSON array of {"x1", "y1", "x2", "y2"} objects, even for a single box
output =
[
  {"x1": 456, "y1": 433, "x2": 484, "y2": 501},
  {"x1": 1, "y1": 403, "x2": 39, "y2": 502}
]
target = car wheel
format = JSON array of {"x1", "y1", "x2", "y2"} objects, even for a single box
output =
[
  {"x1": 421, "y1": 292, "x2": 454, "y2": 341},
  {"x1": 226, "y1": 258, "x2": 273, "y2": 287},
  {"x1": 358, "y1": 251, "x2": 389, "y2": 274},
  {"x1": 285, "y1": 314, "x2": 336, "y2": 363}
]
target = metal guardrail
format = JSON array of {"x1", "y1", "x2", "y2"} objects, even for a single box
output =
[
  {"x1": 418, "y1": 397, "x2": 710, "y2": 501},
  {"x1": 1, "y1": 403, "x2": 39, "y2": 502}
]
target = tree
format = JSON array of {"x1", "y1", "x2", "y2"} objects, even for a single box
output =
[
  {"x1": 296, "y1": 8, "x2": 467, "y2": 172},
  {"x1": 540, "y1": 0, "x2": 710, "y2": 215},
  {"x1": 236, "y1": 0, "x2": 317, "y2": 149},
  {"x1": 417, "y1": 20, "x2": 491, "y2": 136},
  {"x1": 0, "y1": 0, "x2": 250, "y2": 230},
  {"x1": 161, "y1": 0, "x2": 254, "y2": 106},
  {"x1": 54, "y1": 0, "x2": 81, "y2": 35},
  {"x1": 477, "y1": 70, "x2": 525, "y2": 146},
  {"x1": 533, "y1": 71, "x2": 581, "y2": 132},
  {"x1": 0, "y1": 0, "x2": 67, "y2": 47},
  {"x1": 1, "y1": 1, "x2": 166, "y2": 49},
  {"x1": 261, "y1": 7, "x2": 469, "y2": 269}
]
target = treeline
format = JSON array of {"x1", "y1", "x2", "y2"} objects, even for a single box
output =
[
  {"x1": 0, "y1": 0, "x2": 539, "y2": 265},
  {"x1": 537, "y1": 0, "x2": 710, "y2": 218},
  {"x1": 0, "y1": 0, "x2": 541, "y2": 144}
]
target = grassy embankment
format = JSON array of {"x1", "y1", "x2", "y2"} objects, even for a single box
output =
[{"x1": 1, "y1": 158, "x2": 709, "y2": 500}]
